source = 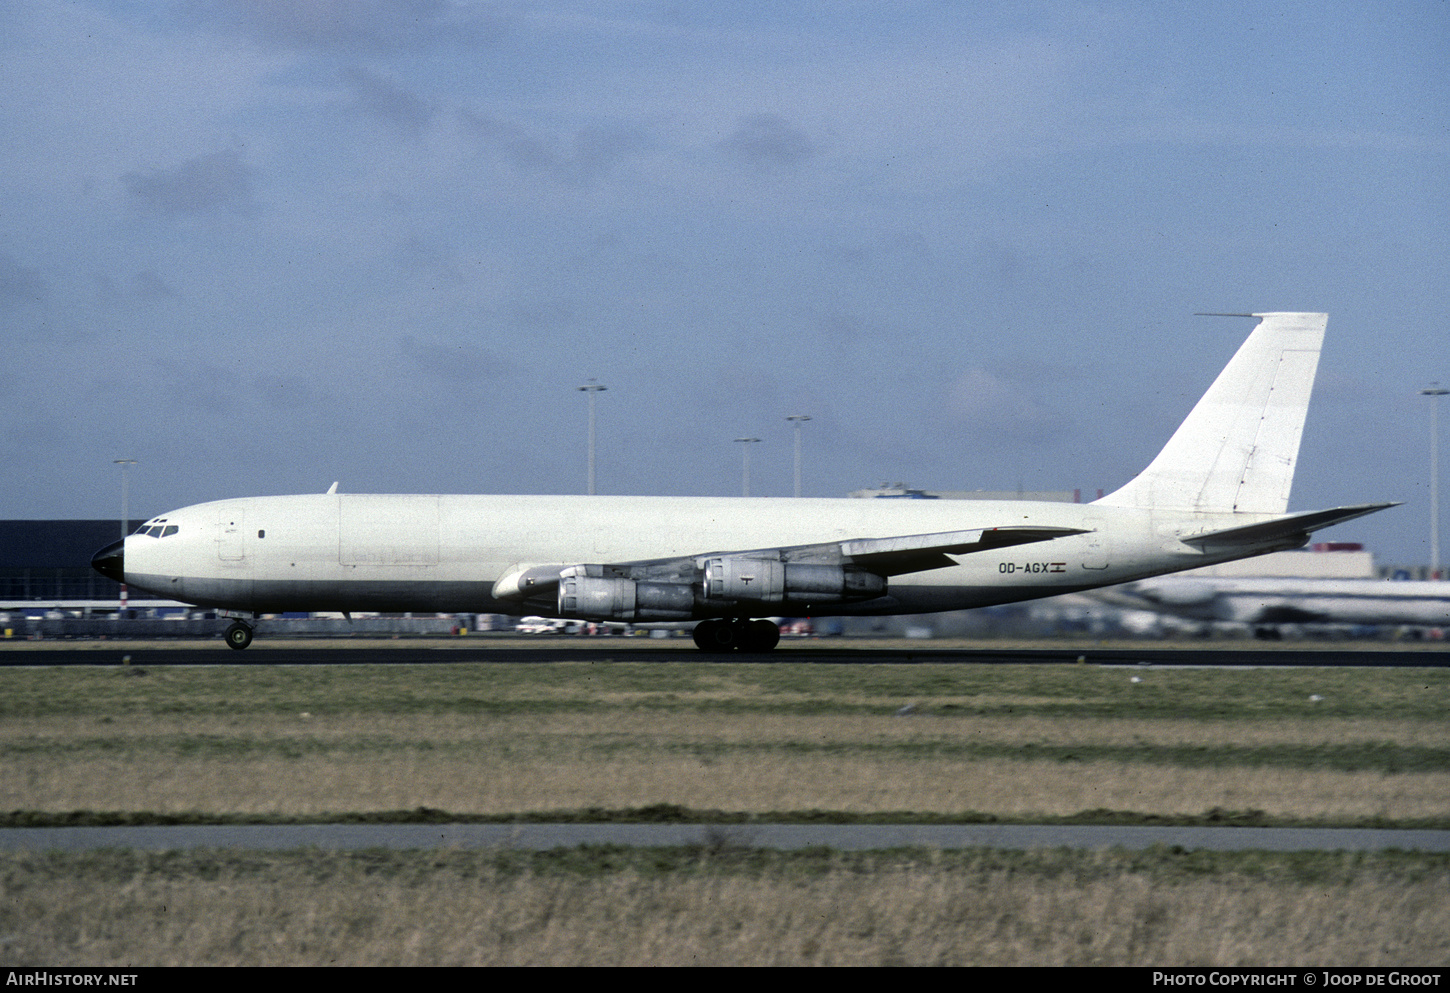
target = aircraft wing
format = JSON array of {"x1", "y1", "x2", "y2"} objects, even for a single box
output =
[
  {"x1": 492, "y1": 525, "x2": 1087, "y2": 603},
  {"x1": 835, "y1": 526, "x2": 1089, "y2": 576}
]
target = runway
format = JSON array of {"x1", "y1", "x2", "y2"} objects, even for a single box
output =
[
  {"x1": 1, "y1": 638, "x2": 1448, "y2": 667},
  {"x1": 4, "y1": 822, "x2": 1448, "y2": 853}
]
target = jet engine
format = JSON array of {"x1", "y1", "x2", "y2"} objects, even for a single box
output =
[
  {"x1": 703, "y1": 557, "x2": 884, "y2": 603},
  {"x1": 556, "y1": 557, "x2": 887, "y2": 621},
  {"x1": 557, "y1": 566, "x2": 695, "y2": 621}
]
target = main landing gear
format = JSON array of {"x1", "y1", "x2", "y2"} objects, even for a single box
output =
[
  {"x1": 224, "y1": 620, "x2": 254, "y2": 650},
  {"x1": 692, "y1": 618, "x2": 781, "y2": 653}
]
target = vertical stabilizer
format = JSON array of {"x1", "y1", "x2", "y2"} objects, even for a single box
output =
[{"x1": 1096, "y1": 312, "x2": 1326, "y2": 515}]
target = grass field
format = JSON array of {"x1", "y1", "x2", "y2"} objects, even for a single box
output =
[
  {"x1": 5, "y1": 846, "x2": 1449, "y2": 966},
  {"x1": 1, "y1": 655, "x2": 1447, "y2": 965},
  {"x1": 2, "y1": 658, "x2": 1446, "y2": 823}
]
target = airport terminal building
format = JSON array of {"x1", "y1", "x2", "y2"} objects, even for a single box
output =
[{"x1": 0, "y1": 519, "x2": 138, "y2": 608}]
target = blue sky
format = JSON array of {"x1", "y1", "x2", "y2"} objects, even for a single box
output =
[{"x1": 2, "y1": 0, "x2": 1447, "y2": 565}]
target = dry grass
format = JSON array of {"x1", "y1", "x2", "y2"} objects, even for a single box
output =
[
  {"x1": 2, "y1": 660, "x2": 1447, "y2": 966},
  {"x1": 6, "y1": 749, "x2": 1449, "y2": 822},
  {"x1": 3, "y1": 707, "x2": 1446, "y2": 821},
  {"x1": 4, "y1": 848, "x2": 1447, "y2": 966}
]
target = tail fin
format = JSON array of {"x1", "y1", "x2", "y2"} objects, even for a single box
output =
[{"x1": 1096, "y1": 312, "x2": 1327, "y2": 515}]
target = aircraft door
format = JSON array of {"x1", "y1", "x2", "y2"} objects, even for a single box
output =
[{"x1": 217, "y1": 507, "x2": 246, "y2": 562}]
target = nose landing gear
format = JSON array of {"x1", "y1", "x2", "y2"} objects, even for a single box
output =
[{"x1": 224, "y1": 620, "x2": 254, "y2": 650}]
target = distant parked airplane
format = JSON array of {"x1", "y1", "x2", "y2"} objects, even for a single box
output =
[
  {"x1": 92, "y1": 312, "x2": 1394, "y2": 651},
  {"x1": 1087, "y1": 576, "x2": 1448, "y2": 631}
]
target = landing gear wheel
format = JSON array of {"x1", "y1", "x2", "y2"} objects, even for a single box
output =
[
  {"x1": 739, "y1": 619, "x2": 781, "y2": 653},
  {"x1": 225, "y1": 621, "x2": 254, "y2": 650},
  {"x1": 692, "y1": 618, "x2": 780, "y2": 653},
  {"x1": 692, "y1": 618, "x2": 736, "y2": 653}
]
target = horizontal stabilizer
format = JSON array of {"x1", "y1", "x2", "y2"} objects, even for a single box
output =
[{"x1": 1180, "y1": 502, "x2": 1400, "y2": 549}]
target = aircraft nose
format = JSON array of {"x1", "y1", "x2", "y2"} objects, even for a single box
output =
[{"x1": 91, "y1": 539, "x2": 125, "y2": 582}]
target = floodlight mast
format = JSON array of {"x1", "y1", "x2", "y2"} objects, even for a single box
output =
[
  {"x1": 734, "y1": 437, "x2": 760, "y2": 497},
  {"x1": 786, "y1": 415, "x2": 811, "y2": 497},
  {"x1": 113, "y1": 459, "x2": 137, "y2": 610},
  {"x1": 1422, "y1": 385, "x2": 1449, "y2": 579},
  {"x1": 577, "y1": 381, "x2": 607, "y2": 496}
]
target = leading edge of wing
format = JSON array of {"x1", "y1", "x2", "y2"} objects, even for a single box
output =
[{"x1": 492, "y1": 525, "x2": 1089, "y2": 600}]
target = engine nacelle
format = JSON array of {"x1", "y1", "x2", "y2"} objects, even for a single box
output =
[
  {"x1": 557, "y1": 566, "x2": 694, "y2": 621},
  {"x1": 703, "y1": 557, "x2": 885, "y2": 604},
  {"x1": 703, "y1": 556, "x2": 784, "y2": 601},
  {"x1": 557, "y1": 557, "x2": 888, "y2": 621}
]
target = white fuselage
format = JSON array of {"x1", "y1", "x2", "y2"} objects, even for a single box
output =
[{"x1": 121, "y1": 493, "x2": 1284, "y2": 617}]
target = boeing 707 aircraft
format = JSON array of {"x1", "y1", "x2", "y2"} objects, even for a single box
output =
[{"x1": 91, "y1": 312, "x2": 1395, "y2": 651}]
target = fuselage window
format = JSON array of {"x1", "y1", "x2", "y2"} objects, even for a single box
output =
[{"x1": 257, "y1": 530, "x2": 265, "y2": 539}]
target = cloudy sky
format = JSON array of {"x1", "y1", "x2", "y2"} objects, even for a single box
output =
[{"x1": 2, "y1": 1, "x2": 1447, "y2": 565}]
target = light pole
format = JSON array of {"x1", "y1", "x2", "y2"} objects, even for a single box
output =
[
  {"x1": 786, "y1": 415, "x2": 811, "y2": 498},
  {"x1": 734, "y1": 438, "x2": 760, "y2": 497},
  {"x1": 113, "y1": 459, "x2": 137, "y2": 610},
  {"x1": 1422, "y1": 385, "x2": 1448, "y2": 579},
  {"x1": 577, "y1": 380, "x2": 607, "y2": 495}
]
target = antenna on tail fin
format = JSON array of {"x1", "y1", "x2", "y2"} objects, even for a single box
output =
[{"x1": 1095, "y1": 312, "x2": 1328, "y2": 515}]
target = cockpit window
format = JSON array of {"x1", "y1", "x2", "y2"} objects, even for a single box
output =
[{"x1": 137, "y1": 524, "x2": 180, "y2": 538}]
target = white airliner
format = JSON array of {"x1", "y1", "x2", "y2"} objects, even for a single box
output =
[
  {"x1": 91, "y1": 312, "x2": 1395, "y2": 651},
  {"x1": 1088, "y1": 576, "x2": 1449, "y2": 632}
]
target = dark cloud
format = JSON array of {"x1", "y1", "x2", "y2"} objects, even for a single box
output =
[
  {"x1": 92, "y1": 271, "x2": 180, "y2": 309},
  {"x1": 0, "y1": 253, "x2": 46, "y2": 307},
  {"x1": 457, "y1": 108, "x2": 553, "y2": 169},
  {"x1": 132, "y1": 271, "x2": 179, "y2": 301},
  {"x1": 123, "y1": 150, "x2": 256, "y2": 215},
  {"x1": 341, "y1": 66, "x2": 436, "y2": 138},
  {"x1": 156, "y1": 359, "x2": 243, "y2": 415},
  {"x1": 399, "y1": 335, "x2": 509, "y2": 386},
  {"x1": 457, "y1": 109, "x2": 649, "y2": 185},
  {"x1": 718, "y1": 114, "x2": 819, "y2": 169},
  {"x1": 568, "y1": 126, "x2": 651, "y2": 182},
  {"x1": 183, "y1": 0, "x2": 508, "y2": 52},
  {"x1": 394, "y1": 236, "x2": 465, "y2": 284},
  {"x1": 253, "y1": 372, "x2": 326, "y2": 412}
]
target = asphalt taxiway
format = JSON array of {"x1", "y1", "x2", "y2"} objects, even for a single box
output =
[{"x1": 3, "y1": 822, "x2": 1448, "y2": 853}]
